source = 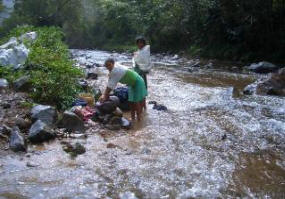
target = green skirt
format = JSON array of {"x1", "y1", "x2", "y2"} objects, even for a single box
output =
[
  {"x1": 128, "y1": 75, "x2": 148, "y2": 102},
  {"x1": 134, "y1": 66, "x2": 148, "y2": 89}
]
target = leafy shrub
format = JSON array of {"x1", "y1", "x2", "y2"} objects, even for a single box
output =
[
  {"x1": 0, "y1": 66, "x2": 24, "y2": 83},
  {"x1": 1, "y1": 26, "x2": 83, "y2": 110}
]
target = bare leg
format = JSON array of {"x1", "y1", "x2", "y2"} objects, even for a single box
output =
[
  {"x1": 143, "y1": 98, "x2": 146, "y2": 110},
  {"x1": 129, "y1": 102, "x2": 136, "y2": 121},
  {"x1": 136, "y1": 102, "x2": 142, "y2": 121}
]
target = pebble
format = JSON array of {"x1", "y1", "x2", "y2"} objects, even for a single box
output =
[
  {"x1": 141, "y1": 148, "x2": 151, "y2": 154},
  {"x1": 1, "y1": 103, "x2": 11, "y2": 109},
  {"x1": 26, "y1": 162, "x2": 39, "y2": 167}
]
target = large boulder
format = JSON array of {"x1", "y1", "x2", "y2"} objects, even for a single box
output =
[
  {"x1": 9, "y1": 126, "x2": 27, "y2": 152},
  {"x1": 86, "y1": 71, "x2": 98, "y2": 80},
  {"x1": 13, "y1": 75, "x2": 31, "y2": 91},
  {"x1": 0, "y1": 37, "x2": 18, "y2": 49},
  {"x1": 244, "y1": 68, "x2": 285, "y2": 96},
  {"x1": 58, "y1": 111, "x2": 85, "y2": 132},
  {"x1": 15, "y1": 117, "x2": 32, "y2": 130},
  {"x1": 0, "y1": 42, "x2": 29, "y2": 70},
  {"x1": 247, "y1": 61, "x2": 279, "y2": 74},
  {"x1": 28, "y1": 120, "x2": 56, "y2": 143},
  {"x1": 96, "y1": 96, "x2": 120, "y2": 114},
  {"x1": 243, "y1": 80, "x2": 260, "y2": 95},
  {"x1": 31, "y1": 105, "x2": 57, "y2": 125},
  {"x1": 256, "y1": 68, "x2": 285, "y2": 96},
  {"x1": 0, "y1": 32, "x2": 37, "y2": 70}
]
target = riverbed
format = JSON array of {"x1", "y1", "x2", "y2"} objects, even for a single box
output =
[{"x1": 0, "y1": 50, "x2": 284, "y2": 199}]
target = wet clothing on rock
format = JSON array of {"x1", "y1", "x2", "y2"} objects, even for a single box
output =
[
  {"x1": 74, "y1": 106, "x2": 95, "y2": 121},
  {"x1": 114, "y1": 87, "x2": 130, "y2": 111},
  {"x1": 107, "y1": 64, "x2": 147, "y2": 102},
  {"x1": 72, "y1": 99, "x2": 88, "y2": 107}
]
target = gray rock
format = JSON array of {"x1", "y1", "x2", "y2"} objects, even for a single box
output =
[
  {"x1": 9, "y1": 126, "x2": 27, "y2": 152},
  {"x1": 86, "y1": 71, "x2": 98, "y2": 80},
  {"x1": 187, "y1": 67, "x2": 199, "y2": 73},
  {"x1": 15, "y1": 117, "x2": 32, "y2": 130},
  {"x1": 0, "y1": 37, "x2": 18, "y2": 49},
  {"x1": 0, "y1": 40, "x2": 29, "y2": 69},
  {"x1": 0, "y1": 32, "x2": 36, "y2": 69},
  {"x1": 96, "y1": 96, "x2": 120, "y2": 114},
  {"x1": 0, "y1": 78, "x2": 8, "y2": 90},
  {"x1": 1, "y1": 102, "x2": 11, "y2": 109},
  {"x1": 74, "y1": 143, "x2": 86, "y2": 155},
  {"x1": 13, "y1": 75, "x2": 31, "y2": 91},
  {"x1": 244, "y1": 68, "x2": 285, "y2": 97},
  {"x1": 256, "y1": 68, "x2": 285, "y2": 96},
  {"x1": 28, "y1": 120, "x2": 56, "y2": 143},
  {"x1": 26, "y1": 161, "x2": 39, "y2": 167},
  {"x1": 247, "y1": 61, "x2": 279, "y2": 74},
  {"x1": 58, "y1": 111, "x2": 85, "y2": 132},
  {"x1": 243, "y1": 82, "x2": 258, "y2": 95},
  {"x1": 141, "y1": 147, "x2": 151, "y2": 154},
  {"x1": 105, "y1": 124, "x2": 121, "y2": 131},
  {"x1": 109, "y1": 96, "x2": 120, "y2": 106},
  {"x1": 109, "y1": 116, "x2": 122, "y2": 126},
  {"x1": 204, "y1": 62, "x2": 213, "y2": 68},
  {"x1": 31, "y1": 105, "x2": 57, "y2": 125},
  {"x1": 121, "y1": 117, "x2": 132, "y2": 129},
  {"x1": 119, "y1": 192, "x2": 138, "y2": 199},
  {"x1": 62, "y1": 142, "x2": 86, "y2": 156},
  {"x1": 0, "y1": 125, "x2": 12, "y2": 136},
  {"x1": 188, "y1": 61, "x2": 201, "y2": 68},
  {"x1": 113, "y1": 107, "x2": 123, "y2": 117},
  {"x1": 103, "y1": 114, "x2": 113, "y2": 125}
]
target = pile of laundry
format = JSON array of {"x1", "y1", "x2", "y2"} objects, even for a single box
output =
[{"x1": 71, "y1": 88, "x2": 132, "y2": 131}]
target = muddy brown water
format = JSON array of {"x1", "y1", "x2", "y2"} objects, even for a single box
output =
[{"x1": 0, "y1": 50, "x2": 284, "y2": 199}]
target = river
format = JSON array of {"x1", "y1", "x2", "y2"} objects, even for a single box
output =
[{"x1": 0, "y1": 50, "x2": 284, "y2": 199}]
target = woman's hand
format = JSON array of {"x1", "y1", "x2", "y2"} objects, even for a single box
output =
[{"x1": 99, "y1": 95, "x2": 107, "y2": 103}]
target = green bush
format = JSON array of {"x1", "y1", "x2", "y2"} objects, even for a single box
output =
[
  {"x1": 0, "y1": 66, "x2": 24, "y2": 83},
  {"x1": 0, "y1": 26, "x2": 83, "y2": 110}
]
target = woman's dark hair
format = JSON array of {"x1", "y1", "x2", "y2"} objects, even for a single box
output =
[
  {"x1": 104, "y1": 58, "x2": 115, "y2": 66},
  {"x1": 136, "y1": 36, "x2": 146, "y2": 45}
]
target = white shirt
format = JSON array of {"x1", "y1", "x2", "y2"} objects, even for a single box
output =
[
  {"x1": 107, "y1": 64, "x2": 128, "y2": 89},
  {"x1": 132, "y1": 45, "x2": 153, "y2": 72}
]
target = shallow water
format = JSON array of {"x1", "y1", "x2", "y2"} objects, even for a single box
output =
[{"x1": 0, "y1": 50, "x2": 284, "y2": 199}]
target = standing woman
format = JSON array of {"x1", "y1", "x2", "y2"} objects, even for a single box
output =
[
  {"x1": 133, "y1": 36, "x2": 152, "y2": 109},
  {"x1": 99, "y1": 58, "x2": 147, "y2": 121}
]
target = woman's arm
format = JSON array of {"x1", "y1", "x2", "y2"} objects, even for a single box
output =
[{"x1": 99, "y1": 87, "x2": 112, "y2": 102}]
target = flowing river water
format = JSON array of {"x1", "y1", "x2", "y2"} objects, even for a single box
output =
[{"x1": 0, "y1": 50, "x2": 284, "y2": 199}]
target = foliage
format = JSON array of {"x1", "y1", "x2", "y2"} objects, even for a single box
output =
[
  {"x1": 0, "y1": 26, "x2": 83, "y2": 110},
  {"x1": 0, "y1": 66, "x2": 24, "y2": 82},
  {"x1": 1, "y1": 0, "x2": 284, "y2": 63},
  {"x1": 0, "y1": 0, "x2": 4, "y2": 12}
]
